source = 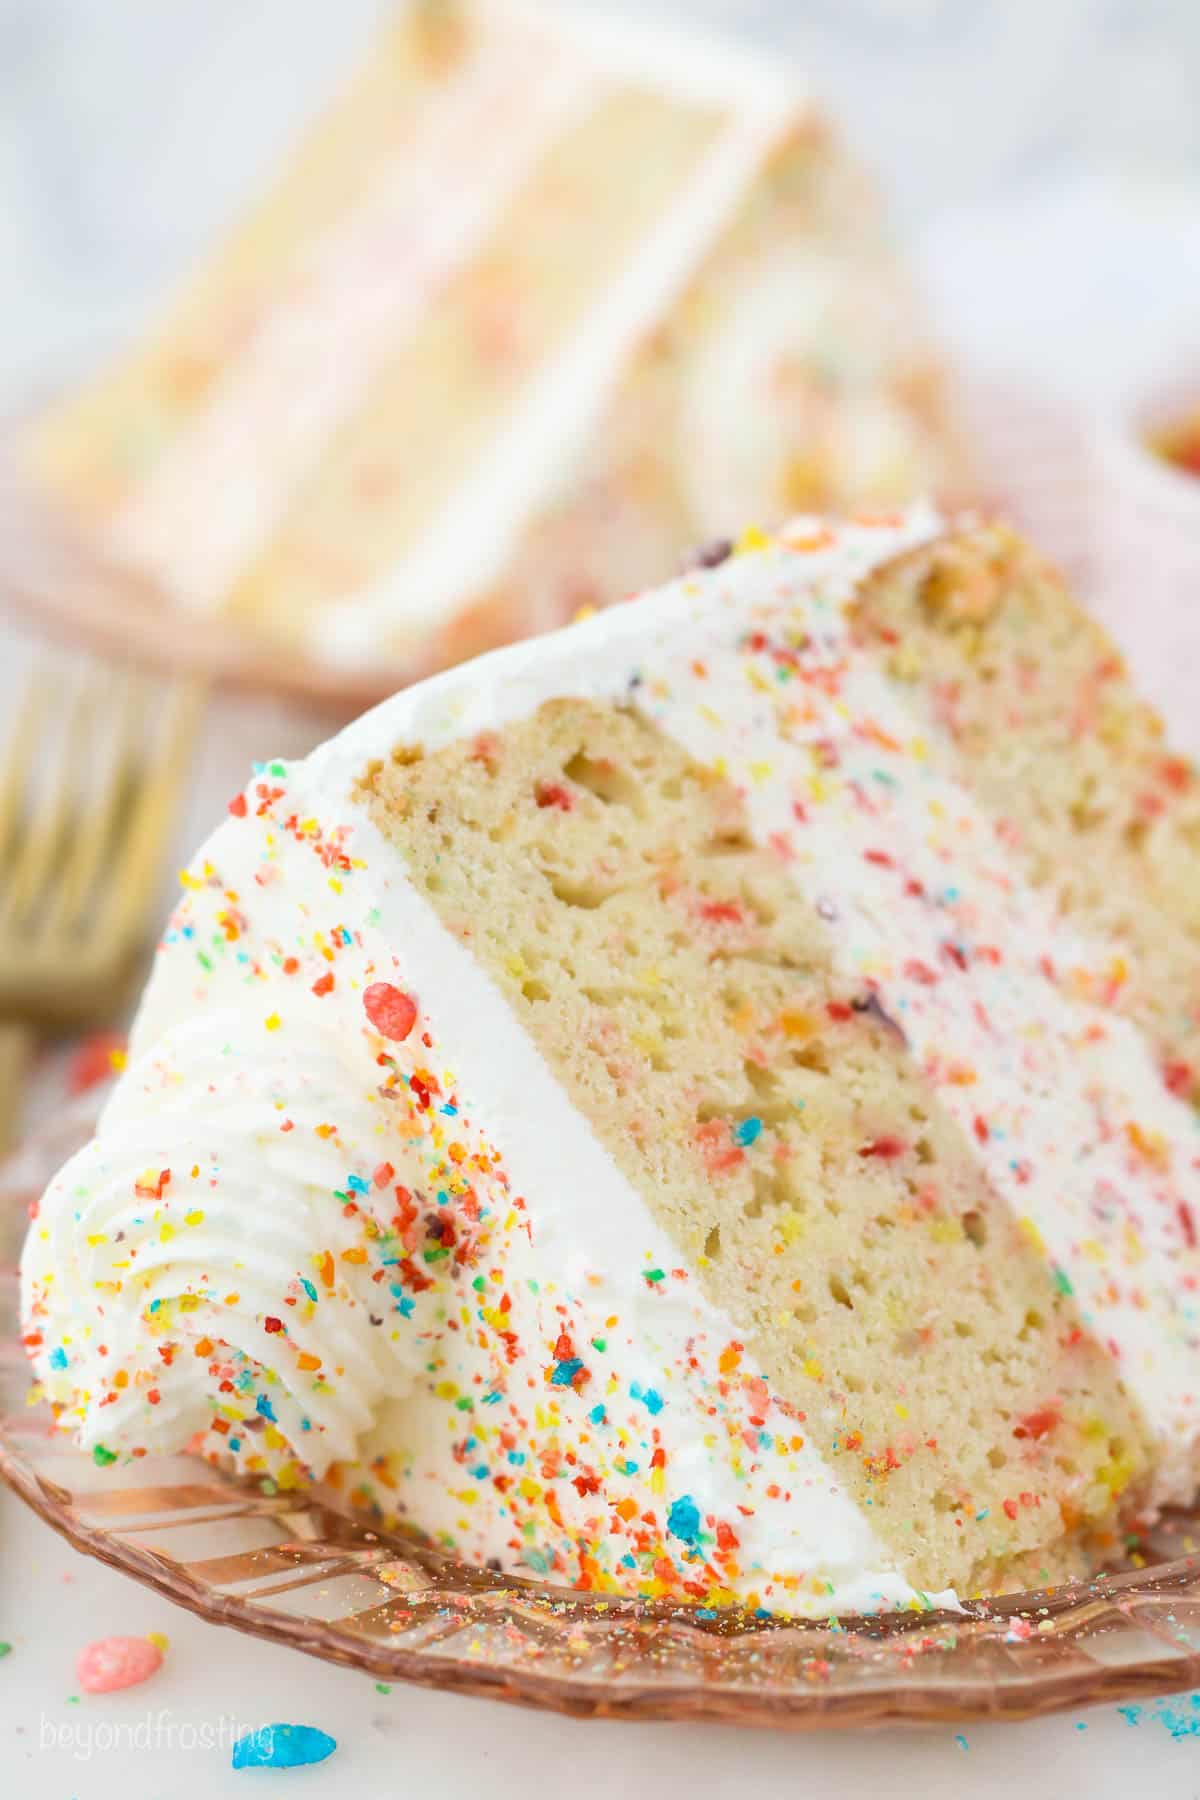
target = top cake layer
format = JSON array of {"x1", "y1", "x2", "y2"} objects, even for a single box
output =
[
  {"x1": 23, "y1": 509, "x2": 1200, "y2": 1615},
  {"x1": 24, "y1": 0, "x2": 963, "y2": 682}
]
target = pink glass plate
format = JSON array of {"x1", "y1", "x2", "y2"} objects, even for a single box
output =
[{"x1": 5, "y1": 1137, "x2": 1200, "y2": 1729}]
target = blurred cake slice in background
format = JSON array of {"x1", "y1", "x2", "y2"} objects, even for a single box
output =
[{"x1": 22, "y1": 0, "x2": 968, "y2": 691}]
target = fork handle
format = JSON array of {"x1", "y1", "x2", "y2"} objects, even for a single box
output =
[{"x1": 0, "y1": 1022, "x2": 33, "y2": 1164}]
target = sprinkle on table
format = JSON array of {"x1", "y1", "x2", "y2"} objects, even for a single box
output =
[
  {"x1": 232, "y1": 1723, "x2": 337, "y2": 1770},
  {"x1": 76, "y1": 1635, "x2": 163, "y2": 1694}
]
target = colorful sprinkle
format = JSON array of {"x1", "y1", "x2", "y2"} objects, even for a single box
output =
[
  {"x1": 232, "y1": 1724, "x2": 337, "y2": 1769},
  {"x1": 76, "y1": 1636, "x2": 163, "y2": 1694},
  {"x1": 363, "y1": 982, "x2": 418, "y2": 1041}
]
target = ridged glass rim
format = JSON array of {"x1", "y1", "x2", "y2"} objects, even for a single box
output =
[{"x1": 6, "y1": 1169, "x2": 1200, "y2": 1733}]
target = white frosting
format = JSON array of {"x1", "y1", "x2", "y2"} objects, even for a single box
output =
[{"x1": 32, "y1": 1010, "x2": 427, "y2": 1463}]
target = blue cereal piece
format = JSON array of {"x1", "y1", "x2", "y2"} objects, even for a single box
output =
[
  {"x1": 232, "y1": 1723, "x2": 336, "y2": 1770},
  {"x1": 667, "y1": 1493, "x2": 701, "y2": 1544}
]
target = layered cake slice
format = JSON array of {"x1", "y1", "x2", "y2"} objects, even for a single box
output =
[
  {"x1": 23, "y1": 0, "x2": 964, "y2": 682},
  {"x1": 23, "y1": 510, "x2": 1200, "y2": 1615}
]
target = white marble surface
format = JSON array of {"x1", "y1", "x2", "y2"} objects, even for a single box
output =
[
  {"x1": 4, "y1": 4, "x2": 1200, "y2": 1795},
  {"x1": 9, "y1": 1470, "x2": 1200, "y2": 1800}
]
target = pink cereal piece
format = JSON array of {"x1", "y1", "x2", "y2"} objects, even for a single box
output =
[{"x1": 76, "y1": 1636, "x2": 163, "y2": 1694}]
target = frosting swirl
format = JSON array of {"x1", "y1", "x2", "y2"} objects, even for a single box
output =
[{"x1": 23, "y1": 1008, "x2": 430, "y2": 1473}]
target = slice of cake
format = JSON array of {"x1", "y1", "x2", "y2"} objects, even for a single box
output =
[
  {"x1": 23, "y1": 508, "x2": 1200, "y2": 1616},
  {"x1": 22, "y1": 0, "x2": 964, "y2": 685}
]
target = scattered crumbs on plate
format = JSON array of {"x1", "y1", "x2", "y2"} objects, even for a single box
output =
[{"x1": 1117, "y1": 1693, "x2": 1200, "y2": 1738}]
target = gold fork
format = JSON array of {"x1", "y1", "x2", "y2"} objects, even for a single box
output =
[{"x1": 0, "y1": 665, "x2": 205, "y2": 1158}]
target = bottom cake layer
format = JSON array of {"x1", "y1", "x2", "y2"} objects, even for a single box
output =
[{"x1": 355, "y1": 695, "x2": 1153, "y2": 1600}]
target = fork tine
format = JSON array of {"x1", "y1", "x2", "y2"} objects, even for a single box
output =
[
  {"x1": 95, "y1": 679, "x2": 206, "y2": 959},
  {"x1": 0, "y1": 674, "x2": 49, "y2": 870},
  {"x1": 40, "y1": 666, "x2": 144, "y2": 940},
  {"x1": 0, "y1": 1022, "x2": 33, "y2": 1164},
  {"x1": 0, "y1": 668, "x2": 96, "y2": 935}
]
